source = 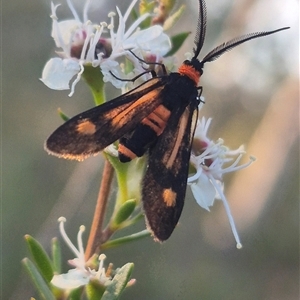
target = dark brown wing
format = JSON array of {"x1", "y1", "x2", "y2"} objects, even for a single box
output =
[
  {"x1": 142, "y1": 99, "x2": 198, "y2": 241},
  {"x1": 45, "y1": 77, "x2": 167, "y2": 160}
]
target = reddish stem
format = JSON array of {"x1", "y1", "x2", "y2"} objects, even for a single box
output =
[{"x1": 85, "y1": 160, "x2": 114, "y2": 260}]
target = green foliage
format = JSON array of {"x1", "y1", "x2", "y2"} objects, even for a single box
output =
[
  {"x1": 102, "y1": 263, "x2": 134, "y2": 300},
  {"x1": 86, "y1": 280, "x2": 106, "y2": 300},
  {"x1": 58, "y1": 108, "x2": 70, "y2": 122},
  {"x1": 51, "y1": 238, "x2": 62, "y2": 274},
  {"x1": 166, "y1": 32, "x2": 191, "y2": 56},
  {"x1": 22, "y1": 258, "x2": 55, "y2": 300},
  {"x1": 24, "y1": 235, "x2": 54, "y2": 282},
  {"x1": 101, "y1": 230, "x2": 150, "y2": 250},
  {"x1": 111, "y1": 199, "x2": 137, "y2": 229},
  {"x1": 82, "y1": 65, "x2": 106, "y2": 106}
]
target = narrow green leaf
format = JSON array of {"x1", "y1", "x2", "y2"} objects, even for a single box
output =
[
  {"x1": 86, "y1": 280, "x2": 106, "y2": 300},
  {"x1": 51, "y1": 237, "x2": 61, "y2": 274},
  {"x1": 111, "y1": 199, "x2": 136, "y2": 228},
  {"x1": 130, "y1": 8, "x2": 138, "y2": 21},
  {"x1": 25, "y1": 235, "x2": 54, "y2": 282},
  {"x1": 165, "y1": 32, "x2": 191, "y2": 56},
  {"x1": 101, "y1": 230, "x2": 150, "y2": 250},
  {"x1": 68, "y1": 286, "x2": 84, "y2": 300},
  {"x1": 57, "y1": 108, "x2": 70, "y2": 121},
  {"x1": 101, "y1": 263, "x2": 134, "y2": 300},
  {"x1": 22, "y1": 258, "x2": 55, "y2": 300},
  {"x1": 163, "y1": 4, "x2": 186, "y2": 31}
]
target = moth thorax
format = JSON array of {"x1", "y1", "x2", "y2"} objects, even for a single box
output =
[{"x1": 178, "y1": 60, "x2": 202, "y2": 86}]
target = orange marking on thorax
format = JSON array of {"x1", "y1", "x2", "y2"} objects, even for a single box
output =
[
  {"x1": 178, "y1": 64, "x2": 201, "y2": 85},
  {"x1": 142, "y1": 105, "x2": 171, "y2": 136}
]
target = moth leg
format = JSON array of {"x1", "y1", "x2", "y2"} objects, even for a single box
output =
[
  {"x1": 109, "y1": 69, "x2": 157, "y2": 83},
  {"x1": 129, "y1": 50, "x2": 168, "y2": 75}
]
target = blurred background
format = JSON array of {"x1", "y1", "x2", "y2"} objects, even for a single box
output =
[{"x1": 3, "y1": 0, "x2": 299, "y2": 299}]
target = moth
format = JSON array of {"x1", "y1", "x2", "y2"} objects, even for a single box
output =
[{"x1": 45, "y1": 0, "x2": 289, "y2": 241}]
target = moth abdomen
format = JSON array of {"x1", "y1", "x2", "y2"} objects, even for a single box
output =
[{"x1": 118, "y1": 104, "x2": 171, "y2": 162}]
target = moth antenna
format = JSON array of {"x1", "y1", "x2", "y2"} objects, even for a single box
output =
[
  {"x1": 192, "y1": 0, "x2": 207, "y2": 59},
  {"x1": 201, "y1": 27, "x2": 290, "y2": 64}
]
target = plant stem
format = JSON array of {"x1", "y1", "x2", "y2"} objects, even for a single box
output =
[{"x1": 85, "y1": 160, "x2": 114, "y2": 260}]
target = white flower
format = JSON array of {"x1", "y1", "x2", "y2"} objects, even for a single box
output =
[
  {"x1": 99, "y1": 2, "x2": 171, "y2": 89},
  {"x1": 41, "y1": 1, "x2": 105, "y2": 96},
  {"x1": 41, "y1": 0, "x2": 171, "y2": 96},
  {"x1": 51, "y1": 217, "x2": 111, "y2": 289},
  {"x1": 188, "y1": 117, "x2": 256, "y2": 249}
]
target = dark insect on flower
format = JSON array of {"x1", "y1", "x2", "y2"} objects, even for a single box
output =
[{"x1": 45, "y1": 0, "x2": 289, "y2": 241}]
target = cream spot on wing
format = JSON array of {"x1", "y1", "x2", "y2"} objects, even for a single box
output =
[
  {"x1": 163, "y1": 109, "x2": 189, "y2": 170},
  {"x1": 76, "y1": 119, "x2": 96, "y2": 135},
  {"x1": 162, "y1": 188, "x2": 177, "y2": 207}
]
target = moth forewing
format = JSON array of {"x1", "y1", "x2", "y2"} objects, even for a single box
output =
[{"x1": 45, "y1": 77, "x2": 166, "y2": 160}]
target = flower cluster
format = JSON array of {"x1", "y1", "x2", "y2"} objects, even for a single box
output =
[
  {"x1": 41, "y1": 0, "x2": 171, "y2": 96},
  {"x1": 51, "y1": 217, "x2": 112, "y2": 289},
  {"x1": 188, "y1": 117, "x2": 255, "y2": 248}
]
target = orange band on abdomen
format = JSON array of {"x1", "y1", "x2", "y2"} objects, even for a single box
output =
[
  {"x1": 142, "y1": 105, "x2": 171, "y2": 136},
  {"x1": 118, "y1": 143, "x2": 137, "y2": 160}
]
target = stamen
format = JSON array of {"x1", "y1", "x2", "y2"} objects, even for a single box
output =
[
  {"x1": 77, "y1": 225, "x2": 86, "y2": 262},
  {"x1": 66, "y1": 0, "x2": 80, "y2": 22},
  {"x1": 83, "y1": 0, "x2": 92, "y2": 23},
  {"x1": 216, "y1": 138, "x2": 224, "y2": 145},
  {"x1": 221, "y1": 155, "x2": 255, "y2": 174},
  {"x1": 225, "y1": 145, "x2": 246, "y2": 156},
  {"x1": 80, "y1": 27, "x2": 93, "y2": 60},
  {"x1": 50, "y1": 15, "x2": 58, "y2": 20},
  {"x1": 197, "y1": 140, "x2": 224, "y2": 160},
  {"x1": 123, "y1": 0, "x2": 139, "y2": 22},
  {"x1": 115, "y1": 7, "x2": 125, "y2": 47},
  {"x1": 202, "y1": 117, "x2": 212, "y2": 134},
  {"x1": 51, "y1": 6, "x2": 69, "y2": 55},
  {"x1": 123, "y1": 12, "x2": 150, "y2": 40},
  {"x1": 96, "y1": 254, "x2": 107, "y2": 279},
  {"x1": 50, "y1": 3, "x2": 60, "y2": 20},
  {"x1": 99, "y1": 254, "x2": 106, "y2": 269},
  {"x1": 223, "y1": 153, "x2": 244, "y2": 170},
  {"x1": 58, "y1": 217, "x2": 81, "y2": 258},
  {"x1": 208, "y1": 177, "x2": 242, "y2": 249},
  {"x1": 69, "y1": 62, "x2": 84, "y2": 97},
  {"x1": 86, "y1": 24, "x2": 105, "y2": 62},
  {"x1": 187, "y1": 167, "x2": 203, "y2": 183},
  {"x1": 108, "y1": 12, "x2": 115, "y2": 48},
  {"x1": 236, "y1": 243, "x2": 243, "y2": 249}
]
